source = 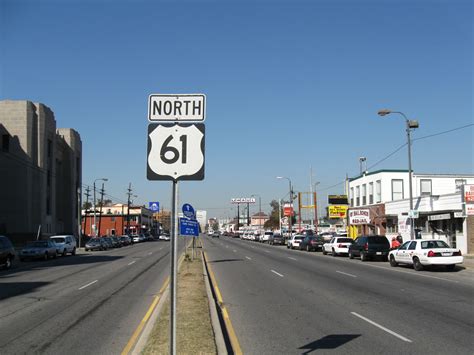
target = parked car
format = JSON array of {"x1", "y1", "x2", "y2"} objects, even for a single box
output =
[
  {"x1": 0, "y1": 235, "x2": 15, "y2": 270},
  {"x1": 20, "y1": 240, "x2": 57, "y2": 261},
  {"x1": 389, "y1": 239, "x2": 463, "y2": 271},
  {"x1": 288, "y1": 235, "x2": 305, "y2": 249},
  {"x1": 85, "y1": 238, "x2": 108, "y2": 251},
  {"x1": 299, "y1": 235, "x2": 324, "y2": 252},
  {"x1": 131, "y1": 234, "x2": 141, "y2": 243},
  {"x1": 50, "y1": 235, "x2": 77, "y2": 256},
  {"x1": 348, "y1": 235, "x2": 390, "y2": 261},
  {"x1": 120, "y1": 235, "x2": 132, "y2": 245},
  {"x1": 159, "y1": 233, "x2": 170, "y2": 241},
  {"x1": 269, "y1": 233, "x2": 284, "y2": 245},
  {"x1": 212, "y1": 232, "x2": 220, "y2": 238},
  {"x1": 322, "y1": 237, "x2": 354, "y2": 256},
  {"x1": 102, "y1": 237, "x2": 114, "y2": 249},
  {"x1": 261, "y1": 231, "x2": 273, "y2": 243}
]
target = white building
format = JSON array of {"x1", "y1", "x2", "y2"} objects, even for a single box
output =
[{"x1": 348, "y1": 170, "x2": 474, "y2": 254}]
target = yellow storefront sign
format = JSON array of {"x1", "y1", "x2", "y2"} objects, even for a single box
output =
[{"x1": 329, "y1": 205, "x2": 348, "y2": 218}]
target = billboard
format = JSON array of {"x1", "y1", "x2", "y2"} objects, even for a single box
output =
[
  {"x1": 328, "y1": 195, "x2": 349, "y2": 205},
  {"x1": 348, "y1": 209, "x2": 370, "y2": 225},
  {"x1": 329, "y1": 205, "x2": 348, "y2": 219},
  {"x1": 283, "y1": 203, "x2": 294, "y2": 217}
]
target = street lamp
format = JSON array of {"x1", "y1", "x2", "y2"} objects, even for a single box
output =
[
  {"x1": 359, "y1": 157, "x2": 367, "y2": 175},
  {"x1": 378, "y1": 109, "x2": 419, "y2": 240},
  {"x1": 93, "y1": 178, "x2": 108, "y2": 237},
  {"x1": 251, "y1": 194, "x2": 262, "y2": 232},
  {"x1": 311, "y1": 181, "x2": 320, "y2": 231},
  {"x1": 277, "y1": 176, "x2": 293, "y2": 240}
]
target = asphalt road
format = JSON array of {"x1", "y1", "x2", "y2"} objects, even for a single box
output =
[
  {"x1": 0, "y1": 238, "x2": 187, "y2": 354},
  {"x1": 202, "y1": 236, "x2": 474, "y2": 355}
]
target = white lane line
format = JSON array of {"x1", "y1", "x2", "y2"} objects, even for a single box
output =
[
  {"x1": 233, "y1": 249, "x2": 237, "y2": 253},
  {"x1": 78, "y1": 280, "x2": 98, "y2": 290},
  {"x1": 246, "y1": 256, "x2": 252, "y2": 260},
  {"x1": 128, "y1": 261, "x2": 136, "y2": 266},
  {"x1": 265, "y1": 250, "x2": 270, "y2": 253},
  {"x1": 336, "y1": 270, "x2": 357, "y2": 278},
  {"x1": 362, "y1": 263, "x2": 459, "y2": 283},
  {"x1": 271, "y1": 269, "x2": 284, "y2": 277},
  {"x1": 288, "y1": 257, "x2": 297, "y2": 261},
  {"x1": 351, "y1": 312, "x2": 412, "y2": 343},
  {"x1": 160, "y1": 247, "x2": 163, "y2": 250},
  {"x1": 148, "y1": 252, "x2": 153, "y2": 255},
  {"x1": 226, "y1": 246, "x2": 229, "y2": 248}
]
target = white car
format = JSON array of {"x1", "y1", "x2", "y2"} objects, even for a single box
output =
[
  {"x1": 50, "y1": 235, "x2": 77, "y2": 256},
  {"x1": 322, "y1": 237, "x2": 354, "y2": 256},
  {"x1": 389, "y1": 239, "x2": 463, "y2": 271},
  {"x1": 159, "y1": 234, "x2": 170, "y2": 241},
  {"x1": 287, "y1": 235, "x2": 304, "y2": 249},
  {"x1": 261, "y1": 231, "x2": 273, "y2": 243}
]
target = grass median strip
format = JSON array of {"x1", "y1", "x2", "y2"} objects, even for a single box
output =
[{"x1": 142, "y1": 246, "x2": 217, "y2": 354}]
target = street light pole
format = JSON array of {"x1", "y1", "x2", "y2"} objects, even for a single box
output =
[
  {"x1": 93, "y1": 178, "x2": 108, "y2": 237},
  {"x1": 378, "y1": 109, "x2": 419, "y2": 240}
]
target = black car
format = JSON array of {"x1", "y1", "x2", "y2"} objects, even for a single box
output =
[
  {"x1": 0, "y1": 235, "x2": 15, "y2": 270},
  {"x1": 299, "y1": 235, "x2": 324, "y2": 252},
  {"x1": 348, "y1": 235, "x2": 390, "y2": 261}
]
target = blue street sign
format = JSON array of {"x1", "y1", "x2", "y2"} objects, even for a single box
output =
[
  {"x1": 182, "y1": 203, "x2": 196, "y2": 220},
  {"x1": 149, "y1": 202, "x2": 160, "y2": 212},
  {"x1": 179, "y1": 218, "x2": 200, "y2": 237}
]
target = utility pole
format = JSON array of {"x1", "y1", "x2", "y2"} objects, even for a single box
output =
[
  {"x1": 247, "y1": 202, "x2": 250, "y2": 226},
  {"x1": 98, "y1": 183, "x2": 105, "y2": 237},
  {"x1": 83, "y1": 186, "x2": 90, "y2": 237},
  {"x1": 126, "y1": 183, "x2": 132, "y2": 237}
]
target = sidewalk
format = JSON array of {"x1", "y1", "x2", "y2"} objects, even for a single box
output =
[{"x1": 462, "y1": 254, "x2": 474, "y2": 269}]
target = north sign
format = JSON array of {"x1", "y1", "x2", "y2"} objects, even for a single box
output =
[
  {"x1": 147, "y1": 123, "x2": 205, "y2": 181},
  {"x1": 148, "y1": 94, "x2": 206, "y2": 122}
]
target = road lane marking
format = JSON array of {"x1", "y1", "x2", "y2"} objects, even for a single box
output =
[
  {"x1": 233, "y1": 249, "x2": 237, "y2": 252},
  {"x1": 78, "y1": 280, "x2": 98, "y2": 290},
  {"x1": 265, "y1": 250, "x2": 270, "y2": 253},
  {"x1": 148, "y1": 252, "x2": 153, "y2": 255},
  {"x1": 288, "y1": 257, "x2": 297, "y2": 261},
  {"x1": 245, "y1": 256, "x2": 252, "y2": 260},
  {"x1": 225, "y1": 246, "x2": 229, "y2": 248},
  {"x1": 351, "y1": 312, "x2": 412, "y2": 343},
  {"x1": 128, "y1": 261, "x2": 136, "y2": 266},
  {"x1": 336, "y1": 271, "x2": 357, "y2": 278},
  {"x1": 271, "y1": 270, "x2": 284, "y2": 277}
]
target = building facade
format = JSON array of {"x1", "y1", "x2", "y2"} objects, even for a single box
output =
[
  {"x1": 348, "y1": 170, "x2": 474, "y2": 254},
  {"x1": 0, "y1": 100, "x2": 82, "y2": 243}
]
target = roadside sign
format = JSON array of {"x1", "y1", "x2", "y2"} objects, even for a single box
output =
[
  {"x1": 149, "y1": 201, "x2": 160, "y2": 212},
  {"x1": 148, "y1": 94, "x2": 206, "y2": 122},
  {"x1": 147, "y1": 123, "x2": 205, "y2": 181},
  {"x1": 231, "y1": 197, "x2": 256, "y2": 204},
  {"x1": 408, "y1": 210, "x2": 419, "y2": 219},
  {"x1": 182, "y1": 203, "x2": 196, "y2": 220},
  {"x1": 179, "y1": 218, "x2": 200, "y2": 237}
]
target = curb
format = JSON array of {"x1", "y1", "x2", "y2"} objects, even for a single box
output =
[
  {"x1": 201, "y1": 251, "x2": 227, "y2": 354},
  {"x1": 124, "y1": 244, "x2": 188, "y2": 355},
  {"x1": 203, "y1": 251, "x2": 243, "y2": 355}
]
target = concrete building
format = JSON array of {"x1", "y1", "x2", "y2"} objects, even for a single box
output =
[
  {"x1": 348, "y1": 170, "x2": 474, "y2": 254},
  {"x1": 0, "y1": 100, "x2": 82, "y2": 243}
]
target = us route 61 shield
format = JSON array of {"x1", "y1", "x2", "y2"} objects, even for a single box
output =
[{"x1": 147, "y1": 123, "x2": 205, "y2": 181}]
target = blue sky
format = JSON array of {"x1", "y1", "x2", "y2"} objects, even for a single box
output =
[{"x1": 1, "y1": 0, "x2": 472, "y2": 218}]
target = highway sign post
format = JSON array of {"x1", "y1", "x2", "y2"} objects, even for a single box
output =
[{"x1": 147, "y1": 93, "x2": 205, "y2": 355}]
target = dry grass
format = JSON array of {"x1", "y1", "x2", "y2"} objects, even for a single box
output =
[{"x1": 142, "y1": 247, "x2": 216, "y2": 355}]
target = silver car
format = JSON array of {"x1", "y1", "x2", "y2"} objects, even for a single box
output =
[
  {"x1": 20, "y1": 240, "x2": 58, "y2": 261},
  {"x1": 50, "y1": 235, "x2": 77, "y2": 256}
]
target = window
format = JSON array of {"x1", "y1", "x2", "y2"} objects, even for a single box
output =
[
  {"x1": 369, "y1": 182, "x2": 374, "y2": 204},
  {"x1": 399, "y1": 241, "x2": 410, "y2": 250},
  {"x1": 455, "y1": 179, "x2": 466, "y2": 192},
  {"x1": 391, "y1": 179, "x2": 404, "y2": 201},
  {"x1": 362, "y1": 184, "x2": 367, "y2": 205},
  {"x1": 375, "y1": 180, "x2": 381, "y2": 203},
  {"x1": 408, "y1": 241, "x2": 417, "y2": 250},
  {"x1": 420, "y1": 179, "x2": 432, "y2": 196},
  {"x1": 356, "y1": 186, "x2": 360, "y2": 206},
  {"x1": 2, "y1": 134, "x2": 9, "y2": 152},
  {"x1": 111, "y1": 216, "x2": 115, "y2": 222},
  {"x1": 350, "y1": 187, "x2": 354, "y2": 207}
]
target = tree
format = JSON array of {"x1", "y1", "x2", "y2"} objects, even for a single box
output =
[
  {"x1": 82, "y1": 202, "x2": 92, "y2": 210},
  {"x1": 212, "y1": 222, "x2": 219, "y2": 232},
  {"x1": 264, "y1": 200, "x2": 281, "y2": 229}
]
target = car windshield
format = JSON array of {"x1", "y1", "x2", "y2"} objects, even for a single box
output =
[
  {"x1": 421, "y1": 240, "x2": 450, "y2": 249},
  {"x1": 51, "y1": 237, "x2": 65, "y2": 243},
  {"x1": 295, "y1": 236, "x2": 304, "y2": 240}
]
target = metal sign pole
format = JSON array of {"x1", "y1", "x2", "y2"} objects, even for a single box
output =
[{"x1": 170, "y1": 180, "x2": 178, "y2": 355}]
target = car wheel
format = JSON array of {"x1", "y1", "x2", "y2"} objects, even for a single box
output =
[
  {"x1": 53, "y1": 252, "x2": 57, "y2": 259},
  {"x1": 44, "y1": 252, "x2": 49, "y2": 261},
  {"x1": 20, "y1": 257, "x2": 25, "y2": 262},
  {"x1": 446, "y1": 264, "x2": 456, "y2": 271},
  {"x1": 62, "y1": 249, "x2": 67, "y2": 256},
  {"x1": 85, "y1": 248, "x2": 89, "y2": 251},
  {"x1": 5, "y1": 256, "x2": 12, "y2": 269},
  {"x1": 389, "y1": 255, "x2": 398, "y2": 267},
  {"x1": 413, "y1": 257, "x2": 423, "y2": 271},
  {"x1": 360, "y1": 252, "x2": 367, "y2": 262},
  {"x1": 349, "y1": 251, "x2": 354, "y2": 259},
  {"x1": 72, "y1": 248, "x2": 76, "y2": 256},
  {"x1": 332, "y1": 248, "x2": 337, "y2": 257},
  {"x1": 322, "y1": 249, "x2": 327, "y2": 255}
]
